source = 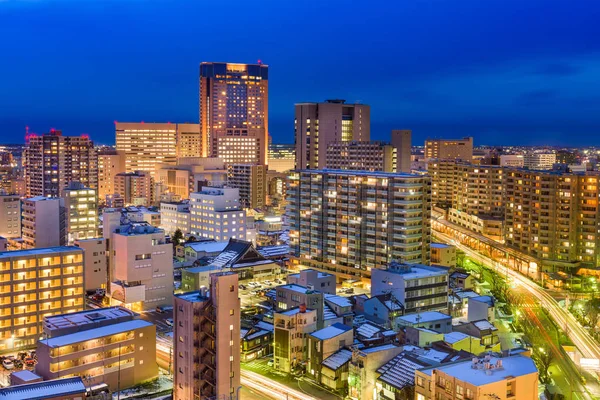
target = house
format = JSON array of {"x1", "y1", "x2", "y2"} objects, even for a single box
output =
[
  {"x1": 450, "y1": 270, "x2": 476, "y2": 291},
  {"x1": 441, "y1": 331, "x2": 497, "y2": 356},
  {"x1": 405, "y1": 327, "x2": 444, "y2": 347},
  {"x1": 324, "y1": 294, "x2": 354, "y2": 326},
  {"x1": 273, "y1": 307, "x2": 318, "y2": 373},
  {"x1": 273, "y1": 284, "x2": 325, "y2": 328},
  {"x1": 241, "y1": 321, "x2": 274, "y2": 362},
  {"x1": 355, "y1": 322, "x2": 397, "y2": 347},
  {"x1": 431, "y1": 243, "x2": 456, "y2": 267},
  {"x1": 395, "y1": 311, "x2": 453, "y2": 333},
  {"x1": 374, "y1": 352, "x2": 433, "y2": 400},
  {"x1": 182, "y1": 240, "x2": 228, "y2": 265},
  {"x1": 308, "y1": 323, "x2": 353, "y2": 382},
  {"x1": 468, "y1": 295, "x2": 495, "y2": 322},
  {"x1": 320, "y1": 348, "x2": 353, "y2": 393},
  {"x1": 347, "y1": 344, "x2": 403, "y2": 400},
  {"x1": 287, "y1": 269, "x2": 336, "y2": 294},
  {"x1": 363, "y1": 293, "x2": 404, "y2": 328},
  {"x1": 453, "y1": 319, "x2": 501, "y2": 353}
]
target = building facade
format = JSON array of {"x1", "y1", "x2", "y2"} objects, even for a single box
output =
[
  {"x1": 523, "y1": 152, "x2": 556, "y2": 170},
  {"x1": 273, "y1": 307, "x2": 318, "y2": 373},
  {"x1": 160, "y1": 201, "x2": 191, "y2": 235},
  {"x1": 176, "y1": 123, "x2": 202, "y2": 158},
  {"x1": 156, "y1": 157, "x2": 227, "y2": 200},
  {"x1": 425, "y1": 137, "x2": 473, "y2": 161},
  {"x1": 114, "y1": 171, "x2": 153, "y2": 206},
  {"x1": 97, "y1": 149, "x2": 126, "y2": 204},
  {"x1": 22, "y1": 197, "x2": 66, "y2": 249},
  {"x1": 190, "y1": 187, "x2": 246, "y2": 241},
  {"x1": 227, "y1": 164, "x2": 267, "y2": 209},
  {"x1": 62, "y1": 182, "x2": 99, "y2": 244},
  {"x1": 0, "y1": 192, "x2": 21, "y2": 239},
  {"x1": 326, "y1": 141, "x2": 395, "y2": 172},
  {"x1": 74, "y1": 238, "x2": 108, "y2": 293},
  {"x1": 268, "y1": 143, "x2": 295, "y2": 173},
  {"x1": 391, "y1": 129, "x2": 412, "y2": 173}
]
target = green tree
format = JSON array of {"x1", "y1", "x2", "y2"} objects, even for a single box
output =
[
  {"x1": 172, "y1": 229, "x2": 184, "y2": 253},
  {"x1": 532, "y1": 345, "x2": 554, "y2": 384}
]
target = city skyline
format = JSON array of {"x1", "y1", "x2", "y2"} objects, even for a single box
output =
[{"x1": 2, "y1": 0, "x2": 600, "y2": 146}]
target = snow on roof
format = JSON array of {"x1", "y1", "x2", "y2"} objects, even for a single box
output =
[
  {"x1": 0, "y1": 377, "x2": 86, "y2": 400},
  {"x1": 356, "y1": 323, "x2": 383, "y2": 339},
  {"x1": 40, "y1": 319, "x2": 153, "y2": 348},
  {"x1": 360, "y1": 344, "x2": 399, "y2": 354},
  {"x1": 323, "y1": 303, "x2": 338, "y2": 320},
  {"x1": 430, "y1": 355, "x2": 537, "y2": 386},
  {"x1": 470, "y1": 295, "x2": 495, "y2": 306},
  {"x1": 455, "y1": 290, "x2": 480, "y2": 300},
  {"x1": 279, "y1": 307, "x2": 315, "y2": 316},
  {"x1": 377, "y1": 353, "x2": 431, "y2": 390},
  {"x1": 473, "y1": 320, "x2": 497, "y2": 331},
  {"x1": 443, "y1": 331, "x2": 470, "y2": 344},
  {"x1": 421, "y1": 348, "x2": 452, "y2": 363},
  {"x1": 255, "y1": 321, "x2": 274, "y2": 332},
  {"x1": 10, "y1": 369, "x2": 40, "y2": 382},
  {"x1": 397, "y1": 311, "x2": 451, "y2": 325},
  {"x1": 278, "y1": 284, "x2": 313, "y2": 294},
  {"x1": 210, "y1": 250, "x2": 241, "y2": 268},
  {"x1": 325, "y1": 294, "x2": 352, "y2": 308},
  {"x1": 450, "y1": 271, "x2": 470, "y2": 279},
  {"x1": 244, "y1": 329, "x2": 271, "y2": 341},
  {"x1": 322, "y1": 349, "x2": 353, "y2": 371},
  {"x1": 310, "y1": 323, "x2": 352, "y2": 341},
  {"x1": 257, "y1": 245, "x2": 290, "y2": 258},
  {"x1": 385, "y1": 300, "x2": 403, "y2": 312},
  {"x1": 185, "y1": 241, "x2": 228, "y2": 253}
]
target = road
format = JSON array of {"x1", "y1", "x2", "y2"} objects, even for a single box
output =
[{"x1": 241, "y1": 369, "x2": 318, "y2": 400}]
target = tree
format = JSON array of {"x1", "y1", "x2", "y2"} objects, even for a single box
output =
[
  {"x1": 172, "y1": 229, "x2": 184, "y2": 251},
  {"x1": 586, "y1": 299, "x2": 600, "y2": 330},
  {"x1": 532, "y1": 345, "x2": 554, "y2": 384},
  {"x1": 456, "y1": 251, "x2": 466, "y2": 269},
  {"x1": 186, "y1": 235, "x2": 197, "y2": 243}
]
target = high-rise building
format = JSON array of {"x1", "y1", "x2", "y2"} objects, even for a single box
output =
[
  {"x1": 288, "y1": 170, "x2": 431, "y2": 278},
  {"x1": 0, "y1": 192, "x2": 21, "y2": 239},
  {"x1": 523, "y1": 152, "x2": 556, "y2": 170},
  {"x1": 114, "y1": 171, "x2": 153, "y2": 206},
  {"x1": 62, "y1": 182, "x2": 99, "y2": 244},
  {"x1": 228, "y1": 164, "x2": 267, "y2": 209},
  {"x1": 326, "y1": 141, "x2": 395, "y2": 172},
  {"x1": 22, "y1": 197, "x2": 66, "y2": 249},
  {"x1": 425, "y1": 137, "x2": 473, "y2": 161},
  {"x1": 173, "y1": 272, "x2": 241, "y2": 400},
  {"x1": 97, "y1": 149, "x2": 126, "y2": 204},
  {"x1": 268, "y1": 143, "x2": 295, "y2": 173},
  {"x1": 190, "y1": 187, "x2": 246, "y2": 241},
  {"x1": 156, "y1": 158, "x2": 227, "y2": 200},
  {"x1": 295, "y1": 100, "x2": 370, "y2": 170},
  {"x1": 391, "y1": 129, "x2": 412, "y2": 173},
  {"x1": 24, "y1": 130, "x2": 97, "y2": 197},
  {"x1": 199, "y1": 62, "x2": 269, "y2": 165},
  {"x1": 0, "y1": 246, "x2": 85, "y2": 350},
  {"x1": 176, "y1": 123, "x2": 202, "y2": 158}
]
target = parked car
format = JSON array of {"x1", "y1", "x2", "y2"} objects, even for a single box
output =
[
  {"x1": 263, "y1": 280, "x2": 273, "y2": 286},
  {"x1": 24, "y1": 357, "x2": 36, "y2": 367},
  {"x1": 267, "y1": 360, "x2": 274, "y2": 367},
  {"x1": 2, "y1": 359, "x2": 14, "y2": 370},
  {"x1": 239, "y1": 284, "x2": 247, "y2": 290},
  {"x1": 166, "y1": 318, "x2": 174, "y2": 327}
]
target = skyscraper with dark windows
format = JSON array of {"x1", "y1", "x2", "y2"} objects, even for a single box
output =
[{"x1": 199, "y1": 62, "x2": 269, "y2": 166}]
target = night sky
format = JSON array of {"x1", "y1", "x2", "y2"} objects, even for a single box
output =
[{"x1": 2, "y1": 0, "x2": 600, "y2": 146}]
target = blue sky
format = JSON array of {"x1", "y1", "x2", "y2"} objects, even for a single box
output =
[{"x1": 1, "y1": 0, "x2": 600, "y2": 146}]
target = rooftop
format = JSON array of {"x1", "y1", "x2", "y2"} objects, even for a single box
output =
[
  {"x1": 381, "y1": 262, "x2": 448, "y2": 279},
  {"x1": 301, "y1": 169, "x2": 424, "y2": 179},
  {"x1": 324, "y1": 294, "x2": 352, "y2": 308},
  {"x1": 41, "y1": 319, "x2": 153, "y2": 348},
  {"x1": 322, "y1": 349, "x2": 353, "y2": 371},
  {"x1": 0, "y1": 377, "x2": 86, "y2": 400},
  {"x1": 278, "y1": 307, "x2": 315, "y2": 317},
  {"x1": 10, "y1": 369, "x2": 40, "y2": 382},
  {"x1": 377, "y1": 353, "x2": 432, "y2": 391},
  {"x1": 185, "y1": 240, "x2": 228, "y2": 253},
  {"x1": 0, "y1": 246, "x2": 83, "y2": 258},
  {"x1": 278, "y1": 284, "x2": 316, "y2": 295},
  {"x1": 431, "y1": 243, "x2": 451, "y2": 249},
  {"x1": 310, "y1": 323, "x2": 352, "y2": 341},
  {"x1": 44, "y1": 307, "x2": 136, "y2": 332},
  {"x1": 443, "y1": 331, "x2": 471, "y2": 344},
  {"x1": 360, "y1": 343, "x2": 400, "y2": 354},
  {"x1": 470, "y1": 295, "x2": 495, "y2": 307},
  {"x1": 397, "y1": 311, "x2": 452, "y2": 325},
  {"x1": 175, "y1": 290, "x2": 210, "y2": 303}
]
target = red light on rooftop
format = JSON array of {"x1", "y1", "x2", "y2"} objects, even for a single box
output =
[
  {"x1": 257, "y1": 59, "x2": 262, "y2": 64},
  {"x1": 81, "y1": 133, "x2": 89, "y2": 139},
  {"x1": 141, "y1": 121, "x2": 145, "y2": 124},
  {"x1": 114, "y1": 120, "x2": 118, "y2": 125},
  {"x1": 50, "y1": 128, "x2": 55, "y2": 133}
]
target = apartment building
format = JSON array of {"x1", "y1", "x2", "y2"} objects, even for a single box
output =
[
  {"x1": 500, "y1": 154, "x2": 524, "y2": 168},
  {"x1": 227, "y1": 164, "x2": 267, "y2": 209},
  {"x1": 0, "y1": 192, "x2": 21, "y2": 238},
  {"x1": 371, "y1": 262, "x2": 449, "y2": 314},
  {"x1": 114, "y1": 171, "x2": 153, "y2": 206},
  {"x1": 62, "y1": 182, "x2": 98, "y2": 244},
  {"x1": 273, "y1": 306, "x2": 318, "y2": 373},
  {"x1": 286, "y1": 269, "x2": 336, "y2": 295},
  {"x1": 173, "y1": 272, "x2": 241, "y2": 400},
  {"x1": 36, "y1": 307, "x2": 157, "y2": 391},
  {"x1": 288, "y1": 170, "x2": 431, "y2": 279},
  {"x1": 523, "y1": 152, "x2": 556, "y2": 170},
  {"x1": 295, "y1": 100, "x2": 370, "y2": 170},
  {"x1": 424, "y1": 137, "x2": 473, "y2": 161},
  {"x1": 415, "y1": 353, "x2": 538, "y2": 400},
  {"x1": 430, "y1": 243, "x2": 456, "y2": 267},
  {"x1": 200, "y1": 62, "x2": 269, "y2": 165},
  {"x1": 268, "y1": 143, "x2": 295, "y2": 173},
  {"x1": 74, "y1": 238, "x2": 108, "y2": 293},
  {"x1": 24, "y1": 130, "x2": 97, "y2": 197},
  {"x1": 159, "y1": 201, "x2": 191, "y2": 235},
  {"x1": 391, "y1": 129, "x2": 412, "y2": 173},
  {"x1": 190, "y1": 187, "x2": 246, "y2": 241},
  {"x1": 0, "y1": 246, "x2": 84, "y2": 350},
  {"x1": 97, "y1": 149, "x2": 126, "y2": 204},
  {"x1": 326, "y1": 141, "x2": 396, "y2": 172},
  {"x1": 156, "y1": 157, "x2": 227, "y2": 200},
  {"x1": 22, "y1": 197, "x2": 66, "y2": 249},
  {"x1": 273, "y1": 284, "x2": 325, "y2": 328}
]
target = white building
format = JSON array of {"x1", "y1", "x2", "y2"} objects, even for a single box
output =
[
  {"x1": 523, "y1": 152, "x2": 556, "y2": 170},
  {"x1": 21, "y1": 197, "x2": 66, "y2": 249},
  {"x1": 0, "y1": 192, "x2": 21, "y2": 238},
  {"x1": 62, "y1": 182, "x2": 99, "y2": 244},
  {"x1": 160, "y1": 201, "x2": 191, "y2": 235},
  {"x1": 190, "y1": 187, "x2": 246, "y2": 241},
  {"x1": 499, "y1": 154, "x2": 524, "y2": 168}
]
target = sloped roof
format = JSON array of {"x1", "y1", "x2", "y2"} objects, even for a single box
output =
[
  {"x1": 322, "y1": 349, "x2": 353, "y2": 371},
  {"x1": 377, "y1": 353, "x2": 431, "y2": 390}
]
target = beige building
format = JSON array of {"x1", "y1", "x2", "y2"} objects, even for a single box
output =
[
  {"x1": 295, "y1": 100, "x2": 370, "y2": 170},
  {"x1": 156, "y1": 157, "x2": 227, "y2": 200},
  {"x1": 268, "y1": 144, "x2": 295, "y2": 173},
  {"x1": 391, "y1": 129, "x2": 412, "y2": 173},
  {"x1": 425, "y1": 137, "x2": 473, "y2": 161},
  {"x1": 22, "y1": 196, "x2": 66, "y2": 249},
  {"x1": 523, "y1": 152, "x2": 556, "y2": 170},
  {"x1": 200, "y1": 62, "x2": 268, "y2": 165},
  {"x1": 62, "y1": 182, "x2": 99, "y2": 244},
  {"x1": 173, "y1": 272, "x2": 241, "y2": 400},
  {"x1": 307, "y1": 323, "x2": 353, "y2": 382},
  {"x1": 36, "y1": 307, "x2": 157, "y2": 391},
  {"x1": 228, "y1": 164, "x2": 267, "y2": 209},
  {"x1": 326, "y1": 141, "x2": 395, "y2": 172},
  {"x1": 348, "y1": 344, "x2": 403, "y2": 400},
  {"x1": 114, "y1": 171, "x2": 153, "y2": 206},
  {"x1": 414, "y1": 353, "x2": 538, "y2": 400},
  {"x1": 24, "y1": 130, "x2": 98, "y2": 197},
  {"x1": 430, "y1": 243, "x2": 457, "y2": 267},
  {"x1": 98, "y1": 149, "x2": 126, "y2": 204},
  {"x1": 286, "y1": 269, "x2": 336, "y2": 295},
  {"x1": 0, "y1": 192, "x2": 21, "y2": 238},
  {"x1": 288, "y1": 170, "x2": 431, "y2": 279},
  {"x1": 190, "y1": 187, "x2": 246, "y2": 241},
  {"x1": 273, "y1": 307, "x2": 318, "y2": 373},
  {"x1": 74, "y1": 238, "x2": 108, "y2": 293},
  {"x1": 176, "y1": 123, "x2": 202, "y2": 158},
  {"x1": 159, "y1": 201, "x2": 191, "y2": 235},
  {"x1": 0, "y1": 246, "x2": 84, "y2": 350},
  {"x1": 500, "y1": 154, "x2": 524, "y2": 168}
]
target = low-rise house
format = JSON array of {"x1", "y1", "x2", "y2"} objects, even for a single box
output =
[
  {"x1": 375, "y1": 352, "x2": 433, "y2": 400},
  {"x1": 405, "y1": 327, "x2": 444, "y2": 347},
  {"x1": 468, "y1": 295, "x2": 495, "y2": 322},
  {"x1": 320, "y1": 348, "x2": 353, "y2": 393},
  {"x1": 441, "y1": 331, "x2": 497, "y2": 356},
  {"x1": 355, "y1": 322, "x2": 397, "y2": 347},
  {"x1": 430, "y1": 243, "x2": 456, "y2": 267},
  {"x1": 241, "y1": 322, "x2": 273, "y2": 362},
  {"x1": 347, "y1": 344, "x2": 403, "y2": 400},
  {"x1": 450, "y1": 270, "x2": 475, "y2": 291},
  {"x1": 182, "y1": 240, "x2": 227, "y2": 265},
  {"x1": 273, "y1": 284, "x2": 325, "y2": 328},
  {"x1": 273, "y1": 307, "x2": 318, "y2": 373},
  {"x1": 453, "y1": 319, "x2": 501, "y2": 352},
  {"x1": 363, "y1": 293, "x2": 404, "y2": 328},
  {"x1": 287, "y1": 269, "x2": 336, "y2": 294},
  {"x1": 324, "y1": 294, "x2": 354, "y2": 326},
  {"x1": 308, "y1": 323, "x2": 353, "y2": 382},
  {"x1": 395, "y1": 311, "x2": 453, "y2": 333}
]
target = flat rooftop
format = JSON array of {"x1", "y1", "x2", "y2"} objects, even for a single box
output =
[
  {"x1": 310, "y1": 323, "x2": 352, "y2": 341},
  {"x1": 301, "y1": 169, "x2": 424, "y2": 179},
  {"x1": 175, "y1": 290, "x2": 209, "y2": 303},
  {"x1": 0, "y1": 246, "x2": 83, "y2": 258},
  {"x1": 41, "y1": 319, "x2": 153, "y2": 348},
  {"x1": 397, "y1": 311, "x2": 452, "y2": 325},
  {"x1": 44, "y1": 307, "x2": 136, "y2": 332},
  {"x1": 431, "y1": 243, "x2": 451, "y2": 249},
  {"x1": 0, "y1": 377, "x2": 86, "y2": 400}
]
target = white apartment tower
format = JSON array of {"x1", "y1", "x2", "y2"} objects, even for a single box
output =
[
  {"x1": 22, "y1": 197, "x2": 66, "y2": 249},
  {"x1": 190, "y1": 187, "x2": 246, "y2": 241}
]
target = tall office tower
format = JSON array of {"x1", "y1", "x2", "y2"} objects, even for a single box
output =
[
  {"x1": 115, "y1": 122, "x2": 178, "y2": 178},
  {"x1": 425, "y1": 137, "x2": 473, "y2": 161},
  {"x1": 190, "y1": 187, "x2": 246, "y2": 241},
  {"x1": 523, "y1": 152, "x2": 557, "y2": 170},
  {"x1": 295, "y1": 100, "x2": 370, "y2": 170},
  {"x1": 173, "y1": 272, "x2": 241, "y2": 400},
  {"x1": 391, "y1": 129, "x2": 412, "y2": 173},
  {"x1": 97, "y1": 149, "x2": 126, "y2": 204},
  {"x1": 228, "y1": 164, "x2": 267, "y2": 209},
  {"x1": 0, "y1": 246, "x2": 85, "y2": 350},
  {"x1": 199, "y1": 62, "x2": 269, "y2": 165},
  {"x1": 114, "y1": 171, "x2": 153, "y2": 206},
  {"x1": 0, "y1": 191, "x2": 21, "y2": 238},
  {"x1": 288, "y1": 170, "x2": 431, "y2": 278},
  {"x1": 62, "y1": 182, "x2": 99, "y2": 244},
  {"x1": 22, "y1": 197, "x2": 66, "y2": 249},
  {"x1": 326, "y1": 141, "x2": 396, "y2": 172},
  {"x1": 24, "y1": 130, "x2": 98, "y2": 197},
  {"x1": 156, "y1": 158, "x2": 227, "y2": 200},
  {"x1": 268, "y1": 143, "x2": 295, "y2": 173},
  {"x1": 176, "y1": 123, "x2": 202, "y2": 158}
]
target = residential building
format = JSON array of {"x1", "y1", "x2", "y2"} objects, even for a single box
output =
[
  {"x1": 326, "y1": 141, "x2": 395, "y2": 172},
  {"x1": 288, "y1": 170, "x2": 431, "y2": 279},
  {"x1": 241, "y1": 320, "x2": 274, "y2": 362},
  {"x1": 295, "y1": 100, "x2": 370, "y2": 170},
  {"x1": 449, "y1": 271, "x2": 475, "y2": 292},
  {"x1": 36, "y1": 307, "x2": 157, "y2": 390},
  {"x1": 61, "y1": 182, "x2": 98, "y2": 244},
  {"x1": 173, "y1": 272, "x2": 241, "y2": 400},
  {"x1": 176, "y1": 123, "x2": 202, "y2": 158},
  {"x1": 405, "y1": 327, "x2": 443, "y2": 347},
  {"x1": 391, "y1": 129, "x2": 412, "y2": 173},
  {"x1": 363, "y1": 293, "x2": 404, "y2": 328},
  {"x1": 114, "y1": 171, "x2": 152, "y2": 206},
  {"x1": 181, "y1": 240, "x2": 228, "y2": 265},
  {"x1": 0, "y1": 377, "x2": 87, "y2": 400},
  {"x1": 395, "y1": 311, "x2": 453, "y2": 333},
  {"x1": 156, "y1": 157, "x2": 227, "y2": 200},
  {"x1": 453, "y1": 319, "x2": 500, "y2": 351},
  {"x1": 190, "y1": 187, "x2": 246, "y2": 241},
  {"x1": 430, "y1": 243, "x2": 456, "y2": 267},
  {"x1": 347, "y1": 344, "x2": 403, "y2": 400},
  {"x1": 467, "y1": 295, "x2": 495, "y2": 322},
  {"x1": 273, "y1": 284, "x2": 325, "y2": 327},
  {"x1": 97, "y1": 149, "x2": 126, "y2": 204},
  {"x1": 273, "y1": 306, "x2": 318, "y2": 373},
  {"x1": 286, "y1": 269, "x2": 336, "y2": 294},
  {"x1": 0, "y1": 192, "x2": 21, "y2": 238},
  {"x1": 160, "y1": 201, "x2": 191, "y2": 235},
  {"x1": 74, "y1": 238, "x2": 108, "y2": 293},
  {"x1": 414, "y1": 353, "x2": 538, "y2": 400},
  {"x1": 320, "y1": 348, "x2": 353, "y2": 393},
  {"x1": 228, "y1": 164, "x2": 267, "y2": 209},
  {"x1": 268, "y1": 143, "x2": 295, "y2": 173},
  {"x1": 24, "y1": 130, "x2": 97, "y2": 197},
  {"x1": 371, "y1": 350, "x2": 432, "y2": 400},
  {"x1": 371, "y1": 262, "x2": 448, "y2": 314},
  {"x1": 0, "y1": 246, "x2": 85, "y2": 350},
  {"x1": 307, "y1": 323, "x2": 353, "y2": 383},
  {"x1": 424, "y1": 137, "x2": 473, "y2": 161},
  {"x1": 200, "y1": 62, "x2": 269, "y2": 165},
  {"x1": 428, "y1": 159, "x2": 456, "y2": 208},
  {"x1": 22, "y1": 196, "x2": 66, "y2": 249},
  {"x1": 524, "y1": 152, "x2": 556, "y2": 170},
  {"x1": 500, "y1": 154, "x2": 524, "y2": 168}
]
